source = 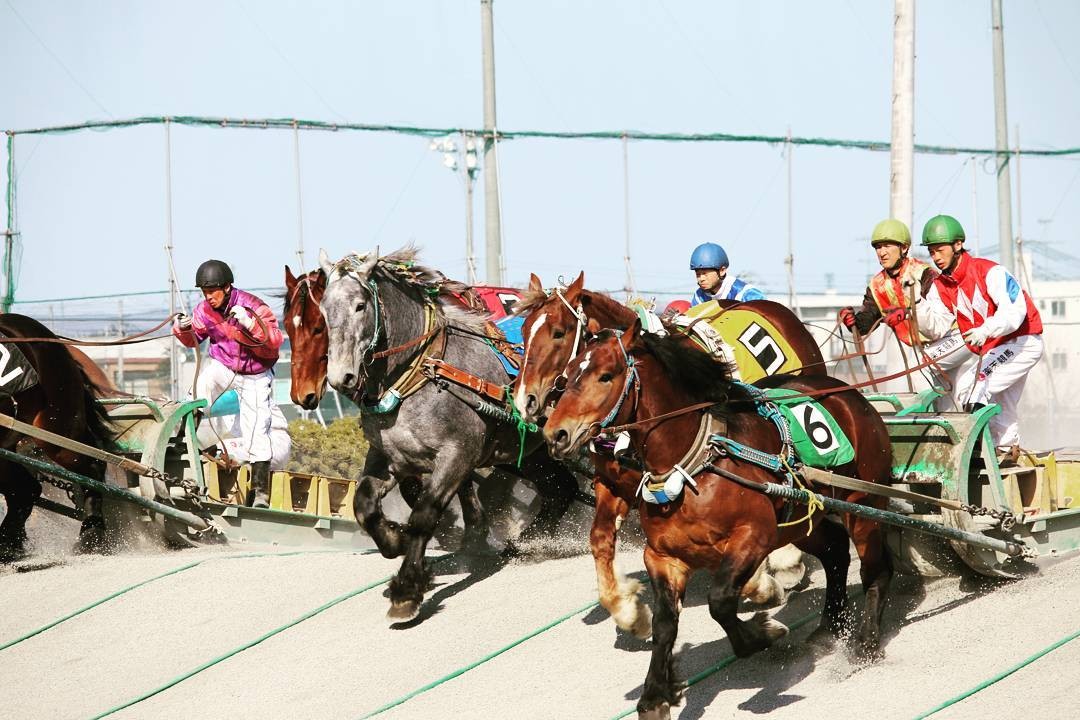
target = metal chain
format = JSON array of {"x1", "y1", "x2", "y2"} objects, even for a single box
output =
[{"x1": 960, "y1": 503, "x2": 1018, "y2": 532}]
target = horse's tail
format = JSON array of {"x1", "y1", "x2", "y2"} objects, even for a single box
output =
[{"x1": 76, "y1": 363, "x2": 117, "y2": 451}]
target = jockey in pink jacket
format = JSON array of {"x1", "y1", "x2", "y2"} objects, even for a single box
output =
[{"x1": 173, "y1": 259, "x2": 284, "y2": 507}]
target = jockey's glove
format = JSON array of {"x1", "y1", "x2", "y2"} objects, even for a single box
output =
[
  {"x1": 838, "y1": 307, "x2": 856, "y2": 330},
  {"x1": 883, "y1": 308, "x2": 907, "y2": 329},
  {"x1": 175, "y1": 313, "x2": 193, "y2": 330},
  {"x1": 229, "y1": 305, "x2": 256, "y2": 331},
  {"x1": 962, "y1": 324, "x2": 992, "y2": 348}
]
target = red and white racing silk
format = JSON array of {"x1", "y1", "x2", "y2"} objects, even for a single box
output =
[{"x1": 923, "y1": 253, "x2": 1042, "y2": 355}]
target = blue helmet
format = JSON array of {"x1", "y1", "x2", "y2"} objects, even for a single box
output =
[{"x1": 690, "y1": 242, "x2": 729, "y2": 270}]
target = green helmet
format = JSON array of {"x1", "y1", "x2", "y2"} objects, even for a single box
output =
[
  {"x1": 921, "y1": 215, "x2": 966, "y2": 247},
  {"x1": 870, "y1": 219, "x2": 911, "y2": 248}
]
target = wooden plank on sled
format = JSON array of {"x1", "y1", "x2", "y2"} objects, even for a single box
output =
[
  {"x1": 799, "y1": 465, "x2": 974, "y2": 514},
  {"x1": 0, "y1": 412, "x2": 168, "y2": 481}
]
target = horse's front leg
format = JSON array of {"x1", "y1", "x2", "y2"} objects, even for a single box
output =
[
  {"x1": 707, "y1": 527, "x2": 788, "y2": 659},
  {"x1": 456, "y1": 471, "x2": 491, "y2": 553},
  {"x1": 386, "y1": 451, "x2": 472, "y2": 622},
  {"x1": 353, "y1": 448, "x2": 405, "y2": 558},
  {"x1": 591, "y1": 475, "x2": 650, "y2": 639},
  {"x1": 638, "y1": 547, "x2": 689, "y2": 720},
  {"x1": 515, "y1": 451, "x2": 577, "y2": 542},
  {"x1": 60, "y1": 452, "x2": 108, "y2": 554}
]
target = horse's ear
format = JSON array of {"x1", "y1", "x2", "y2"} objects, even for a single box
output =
[
  {"x1": 567, "y1": 271, "x2": 585, "y2": 296},
  {"x1": 528, "y1": 273, "x2": 543, "y2": 294},
  {"x1": 357, "y1": 249, "x2": 379, "y2": 276},
  {"x1": 628, "y1": 317, "x2": 643, "y2": 340},
  {"x1": 318, "y1": 249, "x2": 334, "y2": 276},
  {"x1": 285, "y1": 265, "x2": 297, "y2": 289},
  {"x1": 586, "y1": 317, "x2": 601, "y2": 336}
]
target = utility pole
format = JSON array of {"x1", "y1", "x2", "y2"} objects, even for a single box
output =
[
  {"x1": 992, "y1": 0, "x2": 1015, "y2": 275},
  {"x1": 785, "y1": 128, "x2": 799, "y2": 314},
  {"x1": 463, "y1": 132, "x2": 479, "y2": 285},
  {"x1": 890, "y1": 0, "x2": 915, "y2": 232},
  {"x1": 3, "y1": 132, "x2": 17, "y2": 314},
  {"x1": 292, "y1": 120, "x2": 306, "y2": 272},
  {"x1": 1014, "y1": 124, "x2": 1026, "y2": 281},
  {"x1": 970, "y1": 155, "x2": 981, "y2": 255},
  {"x1": 117, "y1": 299, "x2": 125, "y2": 390},
  {"x1": 164, "y1": 119, "x2": 180, "y2": 401},
  {"x1": 622, "y1": 133, "x2": 636, "y2": 300},
  {"x1": 480, "y1": 0, "x2": 503, "y2": 285}
]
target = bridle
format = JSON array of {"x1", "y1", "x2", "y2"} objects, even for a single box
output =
[
  {"x1": 329, "y1": 254, "x2": 385, "y2": 366},
  {"x1": 592, "y1": 329, "x2": 640, "y2": 432},
  {"x1": 544, "y1": 287, "x2": 590, "y2": 399}
]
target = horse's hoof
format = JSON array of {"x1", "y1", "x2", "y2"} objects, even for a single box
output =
[
  {"x1": 0, "y1": 543, "x2": 27, "y2": 564},
  {"x1": 752, "y1": 610, "x2": 789, "y2": 642},
  {"x1": 637, "y1": 702, "x2": 671, "y2": 720},
  {"x1": 629, "y1": 603, "x2": 653, "y2": 640},
  {"x1": 806, "y1": 623, "x2": 840, "y2": 651},
  {"x1": 387, "y1": 599, "x2": 421, "y2": 623},
  {"x1": 75, "y1": 519, "x2": 110, "y2": 555}
]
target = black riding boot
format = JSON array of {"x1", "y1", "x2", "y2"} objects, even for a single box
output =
[{"x1": 248, "y1": 461, "x2": 271, "y2": 509}]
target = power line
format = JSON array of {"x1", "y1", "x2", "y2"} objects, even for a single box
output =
[
  {"x1": 5, "y1": 115, "x2": 1080, "y2": 157},
  {"x1": 4, "y1": 0, "x2": 113, "y2": 118}
]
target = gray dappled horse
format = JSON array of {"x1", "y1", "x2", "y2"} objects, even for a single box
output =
[{"x1": 319, "y1": 248, "x2": 579, "y2": 622}]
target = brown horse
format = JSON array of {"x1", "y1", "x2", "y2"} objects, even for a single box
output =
[
  {"x1": 512, "y1": 272, "x2": 823, "y2": 638},
  {"x1": 544, "y1": 321, "x2": 893, "y2": 719},
  {"x1": 0, "y1": 314, "x2": 116, "y2": 558}
]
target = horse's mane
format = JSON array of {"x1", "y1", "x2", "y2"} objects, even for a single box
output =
[
  {"x1": 512, "y1": 286, "x2": 547, "y2": 315},
  {"x1": 511, "y1": 286, "x2": 634, "y2": 328},
  {"x1": 369, "y1": 246, "x2": 492, "y2": 335},
  {"x1": 632, "y1": 330, "x2": 752, "y2": 406},
  {"x1": 281, "y1": 268, "x2": 324, "y2": 313}
]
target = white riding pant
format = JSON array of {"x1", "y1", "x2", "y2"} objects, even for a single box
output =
[
  {"x1": 197, "y1": 357, "x2": 275, "y2": 463},
  {"x1": 197, "y1": 403, "x2": 292, "y2": 470},
  {"x1": 953, "y1": 334, "x2": 1044, "y2": 449},
  {"x1": 923, "y1": 329, "x2": 977, "y2": 412}
]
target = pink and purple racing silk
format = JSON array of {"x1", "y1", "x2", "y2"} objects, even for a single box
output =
[{"x1": 172, "y1": 287, "x2": 283, "y2": 375}]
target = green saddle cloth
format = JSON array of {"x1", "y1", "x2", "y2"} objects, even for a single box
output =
[{"x1": 763, "y1": 389, "x2": 855, "y2": 468}]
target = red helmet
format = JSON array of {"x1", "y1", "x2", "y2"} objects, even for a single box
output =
[{"x1": 665, "y1": 299, "x2": 691, "y2": 315}]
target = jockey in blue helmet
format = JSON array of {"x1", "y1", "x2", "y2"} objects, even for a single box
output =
[{"x1": 689, "y1": 242, "x2": 765, "y2": 306}]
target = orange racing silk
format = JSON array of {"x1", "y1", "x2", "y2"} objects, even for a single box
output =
[{"x1": 868, "y1": 257, "x2": 933, "y2": 346}]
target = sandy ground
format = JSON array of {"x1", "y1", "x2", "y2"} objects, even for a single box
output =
[{"x1": 1, "y1": 520, "x2": 1078, "y2": 720}]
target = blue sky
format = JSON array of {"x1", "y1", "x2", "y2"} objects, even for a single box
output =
[{"x1": 3, "y1": 0, "x2": 1079, "y2": 316}]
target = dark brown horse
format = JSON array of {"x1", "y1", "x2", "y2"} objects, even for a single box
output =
[
  {"x1": 544, "y1": 321, "x2": 893, "y2": 719},
  {"x1": 0, "y1": 314, "x2": 115, "y2": 558},
  {"x1": 512, "y1": 273, "x2": 823, "y2": 637}
]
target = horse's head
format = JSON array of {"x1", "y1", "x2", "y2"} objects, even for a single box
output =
[
  {"x1": 513, "y1": 271, "x2": 587, "y2": 424},
  {"x1": 544, "y1": 317, "x2": 642, "y2": 460},
  {"x1": 284, "y1": 265, "x2": 328, "y2": 410},
  {"x1": 318, "y1": 248, "x2": 381, "y2": 396}
]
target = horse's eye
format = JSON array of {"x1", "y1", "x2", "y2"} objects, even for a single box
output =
[
  {"x1": 599, "y1": 372, "x2": 613, "y2": 383},
  {"x1": 552, "y1": 329, "x2": 566, "y2": 339},
  {"x1": 312, "y1": 325, "x2": 325, "y2": 335},
  {"x1": 355, "y1": 302, "x2": 366, "y2": 312}
]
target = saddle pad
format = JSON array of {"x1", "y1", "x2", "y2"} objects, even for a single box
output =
[
  {"x1": 683, "y1": 302, "x2": 803, "y2": 382},
  {"x1": 763, "y1": 389, "x2": 855, "y2": 468},
  {"x1": 0, "y1": 334, "x2": 40, "y2": 397},
  {"x1": 493, "y1": 315, "x2": 524, "y2": 378}
]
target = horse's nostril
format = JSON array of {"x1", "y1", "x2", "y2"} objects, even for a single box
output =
[
  {"x1": 524, "y1": 394, "x2": 538, "y2": 415},
  {"x1": 554, "y1": 429, "x2": 569, "y2": 448},
  {"x1": 302, "y1": 393, "x2": 317, "y2": 409},
  {"x1": 342, "y1": 373, "x2": 356, "y2": 389}
]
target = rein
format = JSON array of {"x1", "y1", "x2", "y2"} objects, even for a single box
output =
[
  {"x1": 1, "y1": 315, "x2": 179, "y2": 347},
  {"x1": 602, "y1": 340, "x2": 969, "y2": 436}
]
